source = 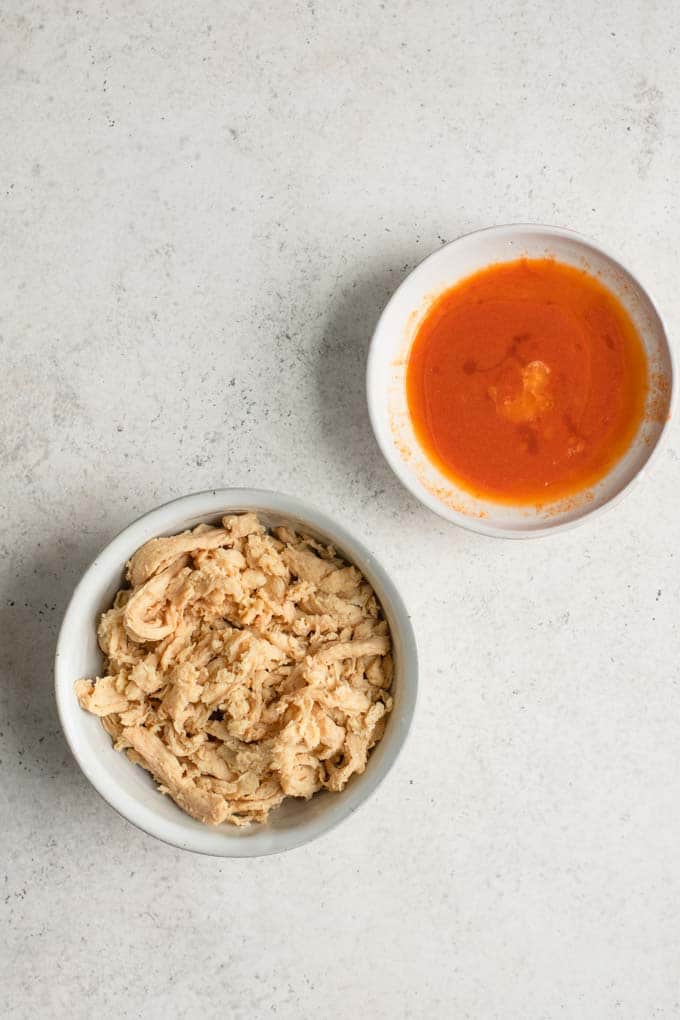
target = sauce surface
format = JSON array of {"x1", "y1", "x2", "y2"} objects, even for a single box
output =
[{"x1": 406, "y1": 258, "x2": 648, "y2": 505}]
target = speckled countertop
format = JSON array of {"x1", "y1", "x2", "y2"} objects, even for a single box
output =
[{"x1": 2, "y1": 3, "x2": 680, "y2": 1018}]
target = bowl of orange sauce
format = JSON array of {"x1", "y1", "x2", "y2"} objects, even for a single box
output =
[{"x1": 367, "y1": 225, "x2": 674, "y2": 537}]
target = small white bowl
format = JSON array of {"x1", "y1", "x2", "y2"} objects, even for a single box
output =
[
  {"x1": 367, "y1": 224, "x2": 675, "y2": 538},
  {"x1": 55, "y1": 489, "x2": 418, "y2": 857}
]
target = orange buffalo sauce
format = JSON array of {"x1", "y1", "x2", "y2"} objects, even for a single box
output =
[{"x1": 406, "y1": 258, "x2": 648, "y2": 505}]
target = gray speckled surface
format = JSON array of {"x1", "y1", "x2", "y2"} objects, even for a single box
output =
[{"x1": 2, "y1": 2, "x2": 680, "y2": 1017}]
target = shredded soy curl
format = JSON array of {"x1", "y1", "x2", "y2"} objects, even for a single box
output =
[{"x1": 75, "y1": 513, "x2": 393, "y2": 826}]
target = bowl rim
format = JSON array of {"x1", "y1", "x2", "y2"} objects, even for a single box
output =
[
  {"x1": 366, "y1": 222, "x2": 677, "y2": 539},
  {"x1": 54, "y1": 488, "x2": 419, "y2": 858}
]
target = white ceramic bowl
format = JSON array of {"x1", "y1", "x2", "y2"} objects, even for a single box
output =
[
  {"x1": 367, "y1": 224, "x2": 675, "y2": 538},
  {"x1": 55, "y1": 489, "x2": 418, "y2": 857}
]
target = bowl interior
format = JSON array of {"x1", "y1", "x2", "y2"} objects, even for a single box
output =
[
  {"x1": 368, "y1": 225, "x2": 674, "y2": 536},
  {"x1": 55, "y1": 491, "x2": 417, "y2": 857}
]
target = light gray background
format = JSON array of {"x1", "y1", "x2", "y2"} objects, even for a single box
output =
[{"x1": 2, "y1": 2, "x2": 679, "y2": 1018}]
